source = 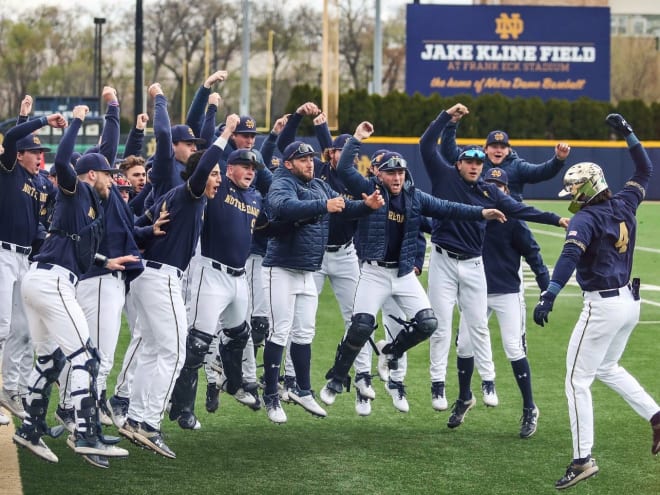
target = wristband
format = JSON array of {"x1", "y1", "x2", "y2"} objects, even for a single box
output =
[{"x1": 93, "y1": 253, "x2": 109, "y2": 268}]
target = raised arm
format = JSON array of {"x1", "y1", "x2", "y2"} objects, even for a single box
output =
[
  {"x1": 199, "y1": 92, "x2": 221, "y2": 150},
  {"x1": 336, "y1": 122, "x2": 376, "y2": 196},
  {"x1": 1, "y1": 113, "x2": 67, "y2": 169},
  {"x1": 510, "y1": 143, "x2": 570, "y2": 185},
  {"x1": 188, "y1": 113, "x2": 237, "y2": 197},
  {"x1": 98, "y1": 86, "x2": 120, "y2": 165},
  {"x1": 123, "y1": 113, "x2": 148, "y2": 158},
  {"x1": 276, "y1": 102, "x2": 321, "y2": 153},
  {"x1": 148, "y1": 83, "x2": 175, "y2": 187},
  {"x1": 419, "y1": 105, "x2": 464, "y2": 179},
  {"x1": 55, "y1": 105, "x2": 88, "y2": 193},
  {"x1": 313, "y1": 112, "x2": 333, "y2": 152},
  {"x1": 186, "y1": 70, "x2": 227, "y2": 136}
]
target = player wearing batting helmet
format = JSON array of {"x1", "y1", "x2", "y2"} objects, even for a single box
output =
[{"x1": 533, "y1": 114, "x2": 660, "y2": 490}]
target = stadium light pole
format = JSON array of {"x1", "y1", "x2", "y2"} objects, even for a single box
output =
[
  {"x1": 240, "y1": 0, "x2": 250, "y2": 115},
  {"x1": 135, "y1": 0, "x2": 144, "y2": 118},
  {"x1": 373, "y1": 0, "x2": 382, "y2": 95},
  {"x1": 94, "y1": 17, "x2": 106, "y2": 115}
]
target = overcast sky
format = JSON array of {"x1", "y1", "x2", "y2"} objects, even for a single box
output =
[{"x1": 3, "y1": 0, "x2": 472, "y2": 20}]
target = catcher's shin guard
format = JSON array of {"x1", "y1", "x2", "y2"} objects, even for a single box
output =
[
  {"x1": 220, "y1": 322, "x2": 250, "y2": 394},
  {"x1": 170, "y1": 328, "x2": 213, "y2": 420},
  {"x1": 383, "y1": 309, "x2": 437, "y2": 357},
  {"x1": 326, "y1": 313, "x2": 376, "y2": 382}
]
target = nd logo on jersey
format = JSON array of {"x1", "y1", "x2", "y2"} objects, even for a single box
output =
[{"x1": 495, "y1": 13, "x2": 524, "y2": 40}]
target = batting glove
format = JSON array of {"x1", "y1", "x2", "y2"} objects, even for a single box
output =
[
  {"x1": 606, "y1": 113, "x2": 633, "y2": 137},
  {"x1": 533, "y1": 291, "x2": 556, "y2": 327}
]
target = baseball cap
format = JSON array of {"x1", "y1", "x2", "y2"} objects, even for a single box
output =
[
  {"x1": 484, "y1": 167, "x2": 508, "y2": 186},
  {"x1": 74, "y1": 153, "x2": 120, "y2": 175},
  {"x1": 330, "y1": 134, "x2": 351, "y2": 150},
  {"x1": 370, "y1": 149, "x2": 389, "y2": 167},
  {"x1": 16, "y1": 135, "x2": 50, "y2": 153},
  {"x1": 227, "y1": 148, "x2": 264, "y2": 170},
  {"x1": 234, "y1": 115, "x2": 258, "y2": 135},
  {"x1": 377, "y1": 152, "x2": 407, "y2": 172},
  {"x1": 283, "y1": 141, "x2": 318, "y2": 161},
  {"x1": 458, "y1": 146, "x2": 486, "y2": 162},
  {"x1": 485, "y1": 130, "x2": 509, "y2": 147},
  {"x1": 171, "y1": 124, "x2": 205, "y2": 144}
]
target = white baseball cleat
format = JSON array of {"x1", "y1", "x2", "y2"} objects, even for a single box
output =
[
  {"x1": 431, "y1": 381, "x2": 448, "y2": 411},
  {"x1": 264, "y1": 393, "x2": 287, "y2": 424},
  {"x1": 386, "y1": 380, "x2": 410, "y2": 413},
  {"x1": 481, "y1": 381, "x2": 499, "y2": 407},
  {"x1": 355, "y1": 390, "x2": 372, "y2": 417},
  {"x1": 13, "y1": 432, "x2": 58, "y2": 463},
  {"x1": 0, "y1": 388, "x2": 26, "y2": 419},
  {"x1": 288, "y1": 388, "x2": 327, "y2": 418},
  {"x1": 354, "y1": 372, "x2": 376, "y2": 400}
]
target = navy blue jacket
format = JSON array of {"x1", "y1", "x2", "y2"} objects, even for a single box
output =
[
  {"x1": 483, "y1": 219, "x2": 548, "y2": 294},
  {"x1": 263, "y1": 165, "x2": 372, "y2": 272},
  {"x1": 338, "y1": 136, "x2": 485, "y2": 277}
]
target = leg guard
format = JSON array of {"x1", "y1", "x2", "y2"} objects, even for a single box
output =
[
  {"x1": 250, "y1": 316, "x2": 269, "y2": 348},
  {"x1": 384, "y1": 309, "x2": 437, "y2": 358},
  {"x1": 169, "y1": 328, "x2": 213, "y2": 421},
  {"x1": 70, "y1": 343, "x2": 104, "y2": 442},
  {"x1": 325, "y1": 313, "x2": 376, "y2": 383},
  {"x1": 20, "y1": 348, "x2": 67, "y2": 441},
  {"x1": 220, "y1": 322, "x2": 250, "y2": 395}
]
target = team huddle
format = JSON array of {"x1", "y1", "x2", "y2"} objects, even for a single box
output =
[{"x1": 0, "y1": 71, "x2": 658, "y2": 490}]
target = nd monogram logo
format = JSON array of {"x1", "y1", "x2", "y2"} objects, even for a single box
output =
[{"x1": 495, "y1": 13, "x2": 524, "y2": 40}]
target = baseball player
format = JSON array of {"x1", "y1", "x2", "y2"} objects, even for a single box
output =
[
  {"x1": 277, "y1": 103, "x2": 380, "y2": 415},
  {"x1": 0, "y1": 99, "x2": 62, "y2": 422},
  {"x1": 0, "y1": 98, "x2": 65, "y2": 422},
  {"x1": 120, "y1": 83, "x2": 229, "y2": 459},
  {"x1": 419, "y1": 106, "x2": 568, "y2": 429},
  {"x1": 533, "y1": 114, "x2": 660, "y2": 490},
  {"x1": 432, "y1": 103, "x2": 570, "y2": 409},
  {"x1": 260, "y1": 139, "x2": 385, "y2": 424},
  {"x1": 14, "y1": 104, "x2": 135, "y2": 467},
  {"x1": 319, "y1": 122, "x2": 505, "y2": 410},
  {"x1": 55, "y1": 88, "x2": 147, "y2": 433},
  {"x1": 440, "y1": 103, "x2": 570, "y2": 202},
  {"x1": 169, "y1": 143, "x2": 270, "y2": 429},
  {"x1": 473, "y1": 167, "x2": 549, "y2": 438}
]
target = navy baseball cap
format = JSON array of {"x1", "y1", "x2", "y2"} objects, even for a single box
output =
[
  {"x1": 485, "y1": 130, "x2": 509, "y2": 147},
  {"x1": 330, "y1": 134, "x2": 351, "y2": 150},
  {"x1": 377, "y1": 152, "x2": 407, "y2": 172},
  {"x1": 283, "y1": 141, "x2": 318, "y2": 161},
  {"x1": 234, "y1": 115, "x2": 258, "y2": 135},
  {"x1": 458, "y1": 146, "x2": 486, "y2": 162},
  {"x1": 370, "y1": 149, "x2": 390, "y2": 167},
  {"x1": 74, "y1": 153, "x2": 120, "y2": 175},
  {"x1": 227, "y1": 148, "x2": 264, "y2": 170},
  {"x1": 171, "y1": 124, "x2": 205, "y2": 144},
  {"x1": 16, "y1": 134, "x2": 50, "y2": 152},
  {"x1": 484, "y1": 167, "x2": 508, "y2": 186}
]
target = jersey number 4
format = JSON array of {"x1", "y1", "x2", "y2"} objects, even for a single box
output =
[{"x1": 614, "y1": 221, "x2": 629, "y2": 254}]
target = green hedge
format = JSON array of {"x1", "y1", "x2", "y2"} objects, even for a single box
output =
[{"x1": 287, "y1": 86, "x2": 660, "y2": 141}]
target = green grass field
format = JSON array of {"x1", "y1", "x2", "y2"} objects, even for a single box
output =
[{"x1": 16, "y1": 201, "x2": 660, "y2": 495}]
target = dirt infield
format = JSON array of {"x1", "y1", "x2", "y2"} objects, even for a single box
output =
[{"x1": 0, "y1": 376, "x2": 23, "y2": 495}]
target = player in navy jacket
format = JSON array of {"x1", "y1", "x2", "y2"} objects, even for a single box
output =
[
  {"x1": 320, "y1": 122, "x2": 505, "y2": 410},
  {"x1": 533, "y1": 114, "x2": 660, "y2": 489},
  {"x1": 260, "y1": 139, "x2": 384, "y2": 424}
]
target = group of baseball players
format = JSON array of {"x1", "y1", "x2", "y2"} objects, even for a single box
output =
[{"x1": 0, "y1": 71, "x2": 658, "y2": 490}]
